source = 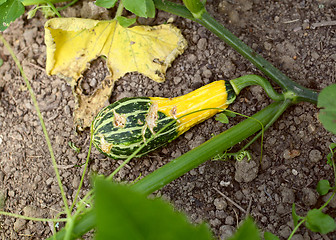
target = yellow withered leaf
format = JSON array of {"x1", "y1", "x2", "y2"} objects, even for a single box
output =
[{"x1": 44, "y1": 18, "x2": 187, "y2": 129}]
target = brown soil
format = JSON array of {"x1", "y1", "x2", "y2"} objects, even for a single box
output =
[{"x1": 0, "y1": 0, "x2": 335, "y2": 239}]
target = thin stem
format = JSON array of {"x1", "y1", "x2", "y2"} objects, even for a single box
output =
[
  {"x1": 115, "y1": 2, "x2": 124, "y2": 18},
  {"x1": 64, "y1": 218, "x2": 74, "y2": 240},
  {"x1": 320, "y1": 192, "x2": 335, "y2": 210},
  {"x1": 69, "y1": 133, "x2": 93, "y2": 213},
  {"x1": 22, "y1": 0, "x2": 67, "y2": 6},
  {"x1": 0, "y1": 34, "x2": 70, "y2": 216},
  {"x1": 45, "y1": 0, "x2": 61, "y2": 17},
  {"x1": 288, "y1": 219, "x2": 305, "y2": 240}
]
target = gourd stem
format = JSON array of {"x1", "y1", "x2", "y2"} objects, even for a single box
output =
[
  {"x1": 115, "y1": 2, "x2": 124, "y2": 18},
  {"x1": 230, "y1": 75, "x2": 284, "y2": 102},
  {"x1": 153, "y1": 0, "x2": 318, "y2": 104},
  {"x1": 49, "y1": 101, "x2": 285, "y2": 239}
]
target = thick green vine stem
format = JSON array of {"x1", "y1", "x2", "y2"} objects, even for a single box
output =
[
  {"x1": 230, "y1": 75, "x2": 284, "y2": 102},
  {"x1": 153, "y1": 0, "x2": 318, "y2": 104},
  {"x1": 49, "y1": 101, "x2": 287, "y2": 239},
  {"x1": 21, "y1": 0, "x2": 67, "y2": 5}
]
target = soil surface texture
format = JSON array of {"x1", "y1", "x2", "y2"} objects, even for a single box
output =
[{"x1": 0, "y1": 0, "x2": 335, "y2": 239}]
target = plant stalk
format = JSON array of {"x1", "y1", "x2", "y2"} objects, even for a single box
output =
[
  {"x1": 21, "y1": 0, "x2": 68, "y2": 6},
  {"x1": 49, "y1": 100, "x2": 287, "y2": 239},
  {"x1": 153, "y1": 0, "x2": 318, "y2": 104}
]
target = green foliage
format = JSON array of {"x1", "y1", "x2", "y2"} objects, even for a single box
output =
[
  {"x1": 215, "y1": 111, "x2": 236, "y2": 124},
  {"x1": 0, "y1": 0, "x2": 25, "y2": 31},
  {"x1": 122, "y1": 0, "x2": 155, "y2": 18},
  {"x1": 215, "y1": 112, "x2": 229, "y2": 124},
  {"x1": 291, "y1": 203, "x2": 303, "y2": 227},
  {"x1": 316, "y1": 179, "x2": 332, "y2": 195},
  {"x1": 327, "y1": 143, "x2": 336, "y2": 166},
  {"x1": 95, "y1": 0, "x2": 118, "y2": 8},
  {"x1": 94, "y1": 177, "x2": 214, "y2": 240},
  {"x1": 116, "y1": 16, "x2": 136, "y2": 28},
  {"x1": 0, "y1": 58, "x2": 3, "y2": 67},
  {"x1": 228, "y1": 217, "x2": 260, "y2": 240},
  {"x1": 318, "y1": 84, "x2": 336, "y2": 135},
  {"x1": 305, "y1": 209, "x2": 336, "y2": 234},
  {"x1": 263, "y1": 231, "x2": 279, "y2": 240}
]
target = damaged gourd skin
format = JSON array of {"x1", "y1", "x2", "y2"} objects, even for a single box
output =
[{"x1": 91, "y1": 80, "x2": 236, "y2": 159}]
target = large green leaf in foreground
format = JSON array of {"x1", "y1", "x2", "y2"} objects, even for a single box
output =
[
  {"x1": 228, "y1": 217, "x2": 260, "y2": 240},
  {"x1": 318, "y1": 84, "x2": 336, "y2": 135},
  {"x1": 94, "y1": 178, "x2": 214, "y2": 240}
]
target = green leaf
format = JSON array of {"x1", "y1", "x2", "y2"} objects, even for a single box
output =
[
  {"x1": 216, "y1": 113, "x2": 229, "y2": 124},
  {"x1": 327, "y1": 142, "x2": 336, "y2": 166},
  {"x1": 264, "y1": 231, "x2": 279, "y2": 240},
  {"x1": 95, "y1": 0, "x2": 118, "y2": 9},
  {"x1": 94, "y1": 178, "x2": 214, "y2": 240},
  {"x1": 305, "y1": 209, "x2": 336, "y2": 234},
  {"x1": 318, "y1": 84, "x2": 336, "y2": 135},
  {"x1": 317, "y1": 180, "x2": 332, "y2": 195},
  {"x1": 0, "y1": 58, "x2": 3, "y2": 67},
  {"x1": 330, "y1": 143, "x2": 336, "y2": 151},
  {"x1": 27, "y1": 6, "x2": 38, "y2": 19},
  {"x1": 0, "y1": 0, "x2": 6, "y2": 5},
  {"x1": 291, "y1": 203, "x2": 303, "y2": 227},
  {"x1": 0, "y1": 0, "x2": 24, "y2": 31},
  {"x1": 228, "y1": 217, "x2": 261, "y2": 240},
  {"x1": 122, "y1": 0, "x2": 155, "y2": 18},
  {"x1": 116, "y1": 16, "x2": 136, "y2": 28}
]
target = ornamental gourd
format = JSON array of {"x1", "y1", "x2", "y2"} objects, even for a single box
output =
[{"x1": 91, "y1": 80, "x2": 236, "y2": 159}]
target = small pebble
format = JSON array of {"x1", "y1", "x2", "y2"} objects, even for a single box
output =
[
  {"x1": 14, "y1": 219, "x2": 26, "y2": 232},
  {"x1": 264, "y1": 42, "x2": 272, "y2": 51},
  {"x1": 89, "y1": 78, "x2": 97, "y2": 87},
  {"x1": 219, "y1": 225, "x2": 235, "y2": 240},
  {"x1": 291, "y1": 234, "x2": 304, "y2": 240},
  {"x1": 309, "y1": 149, "x2": 322, "y2": 163},
  {"x1": 225, "y1": 216, "x2": 234, "y2": 225},
  {"x1": 198, "y1": 166, "x2": 205, "y2": 175},
  {"x1": 281, "y1": 187, "x2": 295, "y2": 204},
  {"x1": 214, "y1": 198, "x2": 227, "y2": 210},
  {"x1": 202, "y1": 69, "x2": 212, "y2": 78},
  {"x1": 173, "y1": 77, "x2": 182, "y2": 85},
  {"x1": 187, "y1": 54, "x2": 197, "y2": 62},
  {"x1": 292, "y1": 169, "x2": 298, "y2": 175},
  {"x1": 278, "y1": 225, "x2": 292, "y2": 238},
  {"x1": 184, "y1": 132, "x2": 193, "y2": 141},
  {"x1": 234, "y1": 159, "x2": 258, "y2": 183},
  {"x1": 302, "y1": 188, "x2": 318, "y2": 206},
  {"x1": 197, "y1": 38, "x2": 207, "y2": 50}
]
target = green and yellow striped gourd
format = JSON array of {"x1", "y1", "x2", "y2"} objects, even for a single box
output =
[{"x1": 91, "y1": 80, "x2": 236, "y2": 159}]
